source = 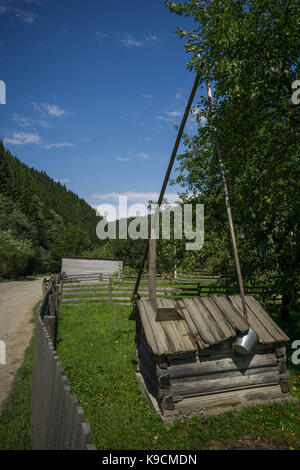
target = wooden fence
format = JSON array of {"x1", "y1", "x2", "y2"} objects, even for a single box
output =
[
  {"x1": 60, "y1": 272, "x2": 281, "y2": 306},
  {"x1": 32, "y1": 275, "x2": 96, "y2": 450}
]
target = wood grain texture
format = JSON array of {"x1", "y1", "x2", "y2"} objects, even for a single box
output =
[
  {"x1": 136, "y1": 295, "x2": 288, "y2": 356},
  {"x1": 247, "y1": 296, "x2": 289, "y2": 342},
  {"x1": 173, "y1": 384, "x2": 286, "y2": 412},
  {"x1": 229, "y1": 295, "x2": 273, "y2": 343},
  {"x1": 139, "y1": 300, "x2": 164, "y2": 356},
  {"x1": 158, "y1": 353, "x2": 277, "y2": 379},
  {"x1": 212, "y1": 295, "x2": 249, "y2": 333},
  {"x1": 171, "y1": 370, "x2": 279, "y2": 396},
  {"x1": 200, "y1": 296, "x2": 235, "y2": 338},
  {"x1": 184, "y1": 298, "x2": 217, "y2": 345}
]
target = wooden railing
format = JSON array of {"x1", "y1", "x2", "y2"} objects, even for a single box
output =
[{"x1": 59, "y1": 272, "x2": 286, "y2": 306}]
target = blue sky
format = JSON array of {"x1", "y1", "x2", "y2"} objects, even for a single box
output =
[{"x1": 0, "y1": 0, "x2": 204, "y2": 215}]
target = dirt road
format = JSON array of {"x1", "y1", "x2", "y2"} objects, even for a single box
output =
[{"x1": 0, "y1": 279, "x2": 42, "y2": 412}]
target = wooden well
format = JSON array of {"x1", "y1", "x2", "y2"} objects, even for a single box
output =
[{"x1": 130, "y1": 295, "x2": 295, "y2": 423}]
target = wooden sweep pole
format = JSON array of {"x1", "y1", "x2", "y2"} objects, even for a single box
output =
[
  {"x1": 203, "y1": 69, "x2": 248, "y2": 320},
  {"x1": 132, "y1": 71, "x2": 201, "y2": 303},
  {"x1": 149, "y1": 230, "x2": 156, "y2": 299}
]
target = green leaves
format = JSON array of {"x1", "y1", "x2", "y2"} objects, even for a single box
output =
[{"x1": 166, "y1": 0, "x2": 300, "y2": 313}]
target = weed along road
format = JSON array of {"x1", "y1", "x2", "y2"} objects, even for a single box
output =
[{"x1": 0, "y1": 279, "x2": 42, "y2": 412}]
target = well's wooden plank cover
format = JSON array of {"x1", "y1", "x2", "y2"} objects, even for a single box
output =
[{"x1": 136, "y1": 295, "x2": 289, "y2": 356}]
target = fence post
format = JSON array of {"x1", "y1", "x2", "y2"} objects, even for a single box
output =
[
  {"x1": 197, "y1": 282, "x2": 202, "y2": 296},
  {"x1": 48, "y1": 293, "x2": 56, "y2": 317},
  {"x1": 44, "y1": 315, "x2": 56, "y2": 344},
  {"x1": 108, "y1": 277, "x2": 112, "y2": 303},
  {"x1": 42, "y1": 278, "x2": 47, "y2": 295}
]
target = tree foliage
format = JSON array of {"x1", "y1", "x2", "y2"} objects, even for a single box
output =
[
  {"x1": 0, "y1": 142, "x2": 102, "y2": 277},
  {"x1": 165, "y1": 0, "x2": 300, "y2": 316}
]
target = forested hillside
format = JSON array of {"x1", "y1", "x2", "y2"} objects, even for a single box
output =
[{"x1": 0, "y1": 140, "x2": 102, "y2": 277}]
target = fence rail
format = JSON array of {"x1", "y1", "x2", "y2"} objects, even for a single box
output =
[
  {"x1": 32, "y1": 275, "x2": 96, "y2": 450},
  {"x1": 60, "y1": 274, "x2": 197, "y2": 305},
  {"x1": 60, "y1": 272, "x2": 283, "y2": 306}
]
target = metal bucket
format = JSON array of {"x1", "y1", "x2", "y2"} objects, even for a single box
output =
[{"x1": 233, "y1": 328, "x2": 259, "y2": 355}]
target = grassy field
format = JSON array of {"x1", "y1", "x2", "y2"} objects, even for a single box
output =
[{"x1": 56, "y1": 301, "x2": 300, "y2": 450}]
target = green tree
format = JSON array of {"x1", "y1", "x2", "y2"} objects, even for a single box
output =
[
  {"x1": 166, "y1": 0, "x2": 300, "y2": 318},
  {"x1": 0, "y1": 230, "x2": 34, "y2": 278},
  {"x1": 0, "y1": 141, "x2": 103, "y2": 278}
]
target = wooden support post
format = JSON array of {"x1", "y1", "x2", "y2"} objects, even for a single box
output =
[
  {"x1": 149, "y1": 206, "x2": 158, "y2": 300},
  {"x1": 149, "y1": 238, "x2": 156, "y2": 300},
  {"x1": 48, "y1": 293, "x2": 56, "y2": 317},
  {"x1": 44, "y1": 316, "x2": 56, "y2": 344},
  {"x1": 54, "y1": 285, "x2": 59, "y2": 312},
  {"x1": 108, "y1": 277, "x2": 112, "y2": 303},
  {"x1": 58, "y1": 282, "x2": 62, "y2": 308}
]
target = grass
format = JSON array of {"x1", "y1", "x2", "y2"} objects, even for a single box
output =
[
  {"x1": 56, "y1": 301, "x2": 300, "y2": 450},
  {"x1": 0, "y1": 302, "x2": 39, "y2": 450}
]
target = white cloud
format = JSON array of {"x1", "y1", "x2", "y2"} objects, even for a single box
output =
[
  {"x1": 11, "y1": 112, "x2": 51, "y2": 128},
  {"x1": 116, "y1": 156, "x2": 129, "y2": 162},
  {"x1": 175, "y1": 88, "x2": 188, "y2": 101},
  {"x1": 18, "y1": 0, "x2": 46, "y2": 4},
  {"x1": 92, "y1": 191, "x2": 180, "y2": 204},
  {"x1": 0, "y1": 1, "x2": 46, "y2": 23},
  {"x1": 95, "y1": 31, "x2": 108, "y2": 39},
  {"x1": 44, "y1": 142, "x2": 75, "y2": 149},
  {"x1": 4, "y1": 131, "x2": 41, "y2": 145},
  {"x1": 137, "y1": 152, "x2": 150, "y2": 160},
  {"x1": 142, "y1": 93, "x2": 152, "y2": 99},
  {"x1": 42, "y1": 103, "x2": 66, "y2": 117},
  {"x1": 13, "y1": 8, "x2": 35, "y2": 23},
  {"x1": 165, "y1": 110, "x2": 182, "y2": 117},
  {"x1": 156, "y1": 115, "x2": 174, "y2": 123},
  {"x1": 146, "y1": 35, "x2": 158, "y2": 42},
  {"x1": 11, "y1": 114, "x2": 31, "y2": 127},
  {"x1": 55, "y1": 178, "x2": 71, "y2": 184},
  {"x1": 33, "y1": 102, "x2": 70, "y2": 117},
  {"x1": 121, "y1": 34, "x2": 142, "y2": 48}
]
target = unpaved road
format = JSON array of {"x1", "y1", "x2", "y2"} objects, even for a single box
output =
[{"x1": 0, "y1": 279, "x2": 42, "y2": 412}]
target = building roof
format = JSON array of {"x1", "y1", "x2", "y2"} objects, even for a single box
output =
[{"x1": 135, "y1": 295, "x2": 289, "y2": 357}]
